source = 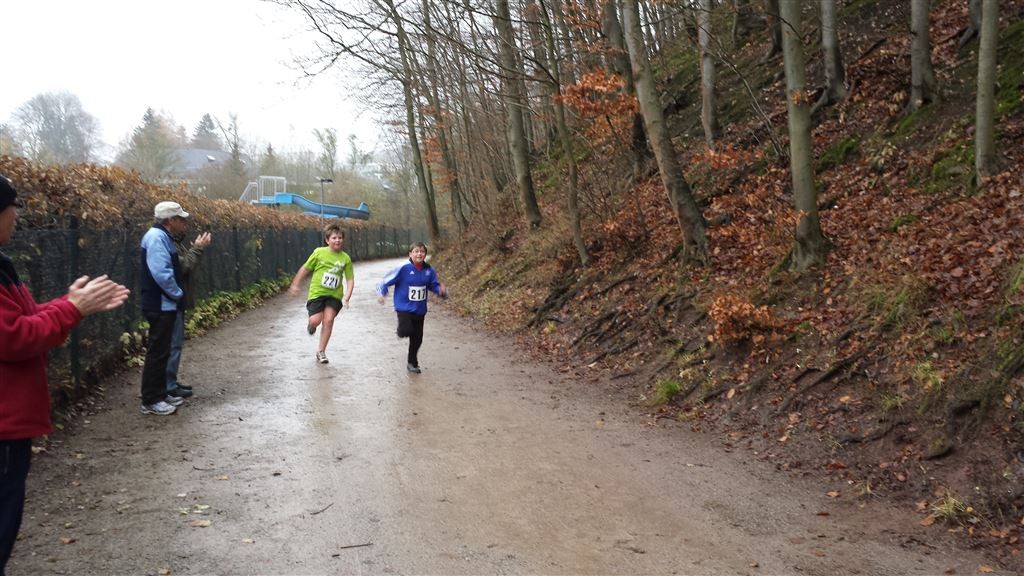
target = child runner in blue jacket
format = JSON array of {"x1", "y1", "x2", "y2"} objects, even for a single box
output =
[{"x1": 376, "y1": 242, "x2": 448, "y2": 373}]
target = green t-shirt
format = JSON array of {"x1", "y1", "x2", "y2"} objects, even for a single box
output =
[{"x1": 303, "y1": 247, "x2": 354, "y2": 301}]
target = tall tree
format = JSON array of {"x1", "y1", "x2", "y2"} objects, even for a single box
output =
[
  {"x1": 191, "y1": 113, "x2": 223, "y2": 150},
  {"x1": 815, "y1": 0, "x2": 847, "y2": 112},
  {"x1": 765, "y1": 0, "x2": 783, "y2": 61},
  {"x1": 116, "y1": 108, "x2": 182, "y2": 180},
  {"x1": 495, "y1": 0, "x2": 543, "y2": 229},
  {"x1": 601, "y1": 0, "x2": 649, "y2": 186},
  {"x1": 780, "y1": 0, "x2": 827, "y2": 271},
  {"x1": 959, "y1": 0, "x2": 983, "y2": 47},
  {"x1": 539, "y1": 0, "x2": 588, "y2": 266},
  {"x1": 313, "y1": 127, "x2": 338, "y2": 180},
  {"x1": 11, "y1": 91, "x2": 99, "y2": 164},
  {"x1": 622, "y1": 0, "x2": 708, "y2": 263},
  {"x1": 260, "y1": 143, "x2": 281, "y2": 175},
  {"x1": 908, "y1": 0, "x2": 937, "y2": 112},
  {"x1": 974, "y1": 0, "x2": 999, "y2": 178},
  {"x1": 421, "y1": 0, "x2": 469, "y2": 236},
  {"x1": 0, "y1": 124, "x2": 22, "y2": 158},
  {"x1": 382, "y1": 0, "x2": 441, "y2": 244},
  {"x1": 697, "y1": 0, "x2": 720, "y2": 145}
]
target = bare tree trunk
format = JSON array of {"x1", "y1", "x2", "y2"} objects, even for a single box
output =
[
  {"x1": 496, "y1": 0, "x2": 543, "y2": 228},
  {"x1": 602, "y1": 0, "x2": 650, "y2": 185},
  {"x1": 622, "y1": 0, "x2": 708, "y2": 263},
  {"x1": 697, "y1": 0, "x2": 719, "y2": 146},
  {"x1": 539, "y1": 0, "x2": 589, "y2": 266},
  {"x1": 383, "y1": 0, "x2": 440, "y2": 245},
  {"x1": 975, "y1": 0, "x2": 999, "y2": 178},
  {"x1": 908, "y1": 0, "x2": 937, "y2": 112},
  {"x1": 551, "y1": 0, "x2": 579, "y2": 85},
  {"x1": 765, "y1": 0, "x2": 783, "y2": 61},
  {"x1": 732, "y1": 0, "x2": 760, "y2": 44},
  {"x1": 959, "y1": 0, "x2": 982, "y2": 47},
  {"x1": 525, "y1": 2, "x2": 558, "y2": 150},
  {"x1": 421, "y1": 0, "x2": 468, "y2": 237},
  {"x1": 815, "y1": 0, "x2": 847, "y2": 112},
  {"x1": 780, "y1": 0, "x2": 827, "y2": 271}
]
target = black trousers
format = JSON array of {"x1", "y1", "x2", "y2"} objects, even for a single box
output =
[
  {"x1": 0, "y1": 439, "x2": 32, "y2": 576},
  {"x1": 397, "y1": 312, "x2": 425, "y2": 366},
  {"x1": 141, "y1": 310, "x2": 177, "y2": 405}
]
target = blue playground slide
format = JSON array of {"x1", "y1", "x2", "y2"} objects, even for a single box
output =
[{"x1": 251, "y1": 193, "x2": 370, "y2": 220}]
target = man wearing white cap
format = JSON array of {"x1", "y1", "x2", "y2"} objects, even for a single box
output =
[{"x1": 138, "y1": 201, "x2": 192, "y2": 415}]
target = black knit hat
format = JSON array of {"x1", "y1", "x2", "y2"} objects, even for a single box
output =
[{"x1": 0, "y1": 175, "x2": 22, "y2": 212}]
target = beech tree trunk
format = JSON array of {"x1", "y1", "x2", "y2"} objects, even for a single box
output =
[
  {"x1": 975, "y1": 0, "x2": 999, "y2": 178},
  {"x1": 602, "y1": 0, "x2": 649, "y2": 184},
  {"x1": 765, "y1": 0, "x2": 783, "y2": 60},
  {"x1": 622, "y1": 0, "x2": 708, "y2": 263},
  {"x1": 909, "y1": 0, "x2": 937, "y2": 112},
  {"x1": 421, "y1": 0, "x2": 468, "y2": 236},
  {"x1": 495, "y1": 0, "x2": 543, "y2": 228},
  {"x1": 780, "y1": 0, "x2": 827, "y2": 271},
  {"x1": 960, "y1": 0, "x2": 983, "y2": 47},
  {"x1": 697, "y1": 0, "x2": 719, "y2": 146},
  {"x1": 384, "y1": 0, "x2": 440, "y2": 244},
  {"x1": 540, "y1": 0, "x2": 589, "y2": 266},
  {"x1": 818, "y1": 0, "x2": 847, "y2": 108}
]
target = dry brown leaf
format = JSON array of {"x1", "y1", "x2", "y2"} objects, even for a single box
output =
[{"x1": 920, "y1": 515, "x2": 937, "y2": 527}]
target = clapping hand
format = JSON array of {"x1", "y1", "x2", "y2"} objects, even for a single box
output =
[{"x1": 67, "y1": 275, "x2": 130, "y2": 316}]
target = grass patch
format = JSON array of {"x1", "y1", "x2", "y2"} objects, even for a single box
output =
[
  {"x1": 925, "y1": 143, "x2": 975, "y2": 195},
  {"x1": 817, "y1": 137, "x2": 860, "y2": 171},
  {"x1": 996, "y1": 19, "x2": 1024, "y2": 118},
  {"x1": 650, "y1": 379, "x2": 682, "y2": 406},
  {"x1": 863, "y1": 280, "x2": 926, "y2": 332},
  {"x1": 894, "y1": 106, "x2": 927, "y2": 138},
  {"x1": 888, "y1": 214, "x2": 919, "y2": 232},
  {"x1": 929, "y1": 492, "x2": 973, "y2": 525}
]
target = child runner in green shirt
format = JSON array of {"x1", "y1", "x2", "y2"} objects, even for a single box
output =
[{"x1": 288, "y1": 224, "x2": 354, "y2": 364}]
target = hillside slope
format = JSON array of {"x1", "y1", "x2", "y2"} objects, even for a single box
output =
[{"x1": 437, "y1": 0, "x2": 1024, "y2": 568}]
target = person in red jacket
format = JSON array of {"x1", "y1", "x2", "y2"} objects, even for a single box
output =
[{"x1": 0, "y1": 174, "x2": 129, "y2": 575}]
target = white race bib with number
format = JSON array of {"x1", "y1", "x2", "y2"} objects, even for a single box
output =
[
  {"x1": 321, "y1": 272, "x2": 340, "y2": 290},
  {"x1": 408, "y1": 285, "x2": 427, "y2": 302}
]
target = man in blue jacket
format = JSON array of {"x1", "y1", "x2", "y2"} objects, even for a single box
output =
[
  {"x1": 138, "y1": 201, "x2": 191, "y2": 415},
  {"x1": 376, "y1": 242, "x2": 448, "y2": 373}
]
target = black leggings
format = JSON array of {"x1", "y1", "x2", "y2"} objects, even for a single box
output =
[{"x1": 396, "y1": 312, "x2": 425, "y2": 366}]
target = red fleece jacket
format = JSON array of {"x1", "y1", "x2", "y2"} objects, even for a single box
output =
[{"x1": 0, "y1": 255, "x2": 82, "y2": 440}]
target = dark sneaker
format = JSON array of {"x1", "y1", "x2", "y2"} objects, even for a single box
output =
[
  {"x1": 169, "y1": 386, "x2": 193, "y2": 398},
  {"x1": 141, "y1": 401, "x2": 177, "y2": 415},
  {"x1": 308, "y1": 323, "x2": 317, "y2": 335},
  {"x1": 176, "y1": 383, "x2": 193, "y2": 392},
  {"x1": 316, "y1": 351, "x2": 329, "y2": 364},
  {"x1": 407, "y1": 363, "x2": 421, "y2": 373},
  {"x1": 165, "y1": 394, "x2": 185, "y2": 407}
]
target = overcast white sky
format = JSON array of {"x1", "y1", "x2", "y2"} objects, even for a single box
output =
[{"x1": 1, "y1": 0, "x2": 381, "y2": 161}]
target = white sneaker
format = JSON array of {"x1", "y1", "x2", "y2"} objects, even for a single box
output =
[
  {"x1": 141, "y1": 401, "x2": 177, "y2": 415},
  {"x1": 315, "y1": 351, "x2": 329, "y2": 364},
  {"x1": 165, "y1": 395, "x2": 185, "y2": 407}
]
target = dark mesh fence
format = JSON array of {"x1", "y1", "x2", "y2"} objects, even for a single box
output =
[{"x1": 3, "y1": 222, "x2": 413, "y2": 400}]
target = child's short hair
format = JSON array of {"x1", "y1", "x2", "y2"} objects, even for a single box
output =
[
  {"x1": 323, "y1": 224, "x2": 345, "y2": 241},
  {"x1": 409, "y1": 241, "x2": 427, "y2": 253}
]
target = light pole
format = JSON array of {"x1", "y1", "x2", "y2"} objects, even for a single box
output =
[{"x1": 317, "y1": 177, "x2": 333, "y2": 228}]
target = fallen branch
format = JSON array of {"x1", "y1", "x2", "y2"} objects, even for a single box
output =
[{"x1": 310, "y1": 503, "x2": 334, "y2": 516}]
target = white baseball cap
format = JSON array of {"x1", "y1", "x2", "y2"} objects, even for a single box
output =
[{"x1": 154, "y1": 201, "x2": 190, "y2": 220}]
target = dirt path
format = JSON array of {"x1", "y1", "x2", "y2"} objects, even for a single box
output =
[{"x1": 8, "y1": 258, "x2": 1006, "y2": 575}]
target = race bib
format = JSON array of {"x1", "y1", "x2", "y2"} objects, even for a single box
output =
[
  {"x1": 321, "y1": 272, "x2": 340, "y2": 290},
  {"x1": 408, "y1": 285, "x2": 427, "y2": 302}
]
